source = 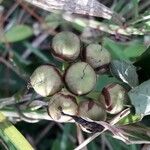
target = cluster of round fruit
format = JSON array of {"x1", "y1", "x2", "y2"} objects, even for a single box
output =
[{"x1": 30, "y1": 31, "x2": 127, "y2": 124}]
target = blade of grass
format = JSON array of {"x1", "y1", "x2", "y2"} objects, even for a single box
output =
[
  {"x1": 0, "y1": 112, "x2": 34, "y2": 150},
  {"x1": 24, "y1": 42, "x2": 49, "y2": 62}
]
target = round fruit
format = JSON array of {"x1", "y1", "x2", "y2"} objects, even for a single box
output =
[
  {"x1": 52, "y1": 31, "x2": 80, "y2": 61},
  {"x1": 48, "y1": 91, "x2": 78, "y2": 122},
  {"x1": 65, "y1": 62, "x2": 96, "y2": 95},
  {"x1": 84, "y1": 43, "x2": 111, "y2": 73},
  {"x1": 30, "y1": 65, "x2": 63, "y2": 97},
  {"x1": 100, "y1": 83, "x2": 127, "y2": 114},
  {"x1": 78, "y1": 99, "x2": 106, "y2": 121}
]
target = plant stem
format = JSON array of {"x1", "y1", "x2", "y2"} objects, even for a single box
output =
[
  {"x1": 63, "y1": 13, "x2": 148, "y2": 36},
  {"x1": 74, "y1": 108, "x2": 130, "y2": 150},
  {"x1": 0, "y1": 94, "x2": 41, "y2": 109},
  {"x1": 0, "y1": 109, "x2": 51, "y2": 121},
  {"x1": 0, "y1": 109, "x2": 74, "y2": 123}
]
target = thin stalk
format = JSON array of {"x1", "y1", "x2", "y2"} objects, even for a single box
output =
[
  {"x1": 63, "y1": 13, "x2": 148, "y2": 36},
  {"x1": 74, "y1": 108, "x2": 130, "y2": 150},
  {"x1": 0, "y1": 94, "x2": 41, "y2": 109},
  {"x1": 0, "y1": 109, "x2": 74, "y2": 123}
]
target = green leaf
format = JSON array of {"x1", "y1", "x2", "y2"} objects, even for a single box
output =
[
  {"x1": 0, "y1": 112, "x2": 33, "y2": 150},
  {"x1": 103, "y1": 38, "x2": 129, "y2": 60},
  {"x1": 117, "y1": 113, "x2": 142, "y2": 125},
  {"x1": 0, "y1": 25, "x2": 33, "y2": 43},
  {"x1": 110, "y1": 60, "x2": 139, "y2": 88},
  {"x1": 128, "y1": 79, "x2": 150, "y2": 116},
  {"x1": 123, "y1": 41, "x2": 147, "y2": 60},
  {"x1": 103, "y1": 38, "x2": 147, "y2": 61}
]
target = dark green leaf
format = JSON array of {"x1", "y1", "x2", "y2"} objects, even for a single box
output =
[
  {"x1": 128, "y1": 79, "x2": 150, "y2": 116},
  {"x1": 0, "y1": 25, "x2": 33, "y2": 43},
  {"x1": 110, "y1": 60, "x2": 139, "y2": 88},
  {"x1": 123, "y1": 41, "x2": 147, "y2": 60},
  {"x1": 103, "y1": 38, "x2": 129, "y2": 60}
]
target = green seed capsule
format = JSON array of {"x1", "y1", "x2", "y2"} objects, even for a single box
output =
[
  {"x1": 79, "y1": 99, "x2": 107, "y2": 121},
  {"x1": 30, "y1": 65, "x2": 63, "y2": 97},
  {"x1": 100, "y1": 83, "x2": 127, "y2": 114},
  {"x1": 84, "y1": 44, "x2": 111, "y2": 73},
  {"x1": 48, "y1": 91, "x2": 78, "y2": 122},
  {"x1": 52, "y1": 31, "x2": 80, "y2": 61},
  {"x1": 65, "y1": 62, "x2": 96, "y2": 95}
]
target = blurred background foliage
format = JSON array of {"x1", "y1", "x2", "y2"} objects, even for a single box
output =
[{"x1": 0, "y1": 0, "x2": 150, "y2": 149}]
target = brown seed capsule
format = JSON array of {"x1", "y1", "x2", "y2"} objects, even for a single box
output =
[
  {"x1": 52, "y1": 31, "x2": 80, "y2": 61},
  {"x1": 48, "y1": 91, "x2": 78, "y2": 122},
  {"x1": 65, "y1": 62, "x2": 97, "y2": 95},
  {"x1": 83, "y1": 44, "x2": 111, "y2": 73},
  {"x1": 78, "y1": 99, "x2": 107, "y2": 121},
  {"x1": 30, "y1": 65, "x2": 63, "y2": 97},
  {"x1": 100, "y1": 83, "x2": 127, "y2": 114}
]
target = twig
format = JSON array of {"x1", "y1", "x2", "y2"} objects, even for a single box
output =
[
  {"x1": 109, "y1": 108, "x2": 131, "y2": 125},
  {"x1": 76, "y1": 125, "x2": 88, "y2": 150},
  {"x1": 0, "y1": 94, "x2": 41, "y2": 109},
  {"x1": 0, "y1": 3, "x2": 18, "y2": 28},
  {"x1": 74, "y1": 132, "x2": 105, "y2": 150},
  {"x1": 74, "y1": 108, "x2": 130, "y2": 150},
  {"x1": 16, "y1": 0, "x2": 44, "y2": 23},
  {"x1": 0, "y1": 109, "x2": 75, "y2": 123},
  {"x1": 130, "y1": 15, "x2": 150, "y2": 25},
  {"x1": 3, "y1": 3, "x2": 19, "y2": 21},
  {"x1": 22, "y1": 0, "x2": 124, "y2": 24},
  {"x1": 0, "y1": 109, "x2": 52, "y2": 121},
  {"x1": 22, "y1": 32, "x2": 49, "y2": 59},
  {"x1": 14, "y1": 105, "x2": 40, "y2": 123},
  {"x1": 63, "y1": 13, "x2": 148, "y2": 35}
]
